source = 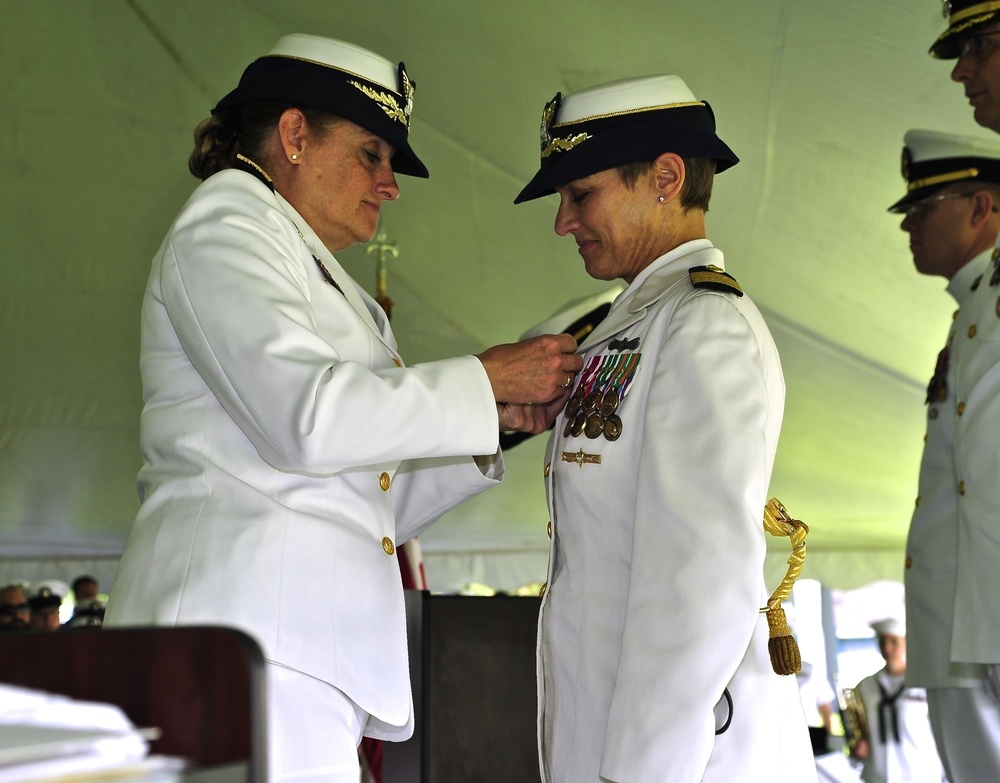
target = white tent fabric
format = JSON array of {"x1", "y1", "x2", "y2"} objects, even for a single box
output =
[{"x1": 0, "y1": 0, "x2": 981, "y2": 593}]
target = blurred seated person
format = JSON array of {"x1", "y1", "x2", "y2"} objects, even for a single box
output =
[
  {"x1": 70, "y1": 575, "x2": 99, "y2": 603},
  {"x1": 27, "y1": 581, "x2": 68, "y2": 631},
  {"x1": 65, "y1": 574, "x2": 106, "y2": 629},
  {"x1": 0, "y1": 584, "x2": 30, "y2": 631}
]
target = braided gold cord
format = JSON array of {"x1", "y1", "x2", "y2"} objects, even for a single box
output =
[{"x1": 762, "y1": 498, "x2": 809, "y2": 675}]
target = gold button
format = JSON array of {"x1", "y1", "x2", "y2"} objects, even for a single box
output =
[
  {"x1": 957, "y1": 402, "x2": 966, "y2": 416},
  {"x1": 538, "y1": 582, "x2": 547, "y2": 598},
  {"x1": 392, "y1": 357, "x2": 402, "y2": 367},
  {"x1": 993, "y1": 248, "x2": 1000, "y2": 262},
  {"x1": 953, "y1": 309, "x2": 960, "y2": 321},
  {"x1": 382, "y1": 537, "x2": 395, "y2": 555},
  {"x1": 379, "y1": 472, "x2": 391, "y2": 491},
  {"x1": 969, "y1": 324, "x2": 978, "y2": 338},
  {"x1": 546, "y1": 520, "x2": 553, "y2": 539},
  {"x1": 905, "y1": 556, "x2": 913, "y2": 569},
  {"x1": 928, "y1": 408, "x2": 939, "y2": 420},
  {"x1": 959, "y1": 481, "x2": 966, "y2": 496},
  {"x1": 544, "y1": 462, "x2": 551, "y2": 478}
]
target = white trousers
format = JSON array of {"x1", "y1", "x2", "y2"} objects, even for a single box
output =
[
  {"x1": 266, "y1": 662, "x2": 368, "y2": 783},
  {"x1": 927, "y1": 667, "x2": 1000, "y2": 783}
]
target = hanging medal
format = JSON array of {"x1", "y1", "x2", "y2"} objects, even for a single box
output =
[{"x1": 562, "y1": 350, "x2": 641, "y2": 442}]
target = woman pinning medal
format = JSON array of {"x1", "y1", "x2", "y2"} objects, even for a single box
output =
[{"x1": 104, "y1": 34, "x2": 581, "y2": 782}]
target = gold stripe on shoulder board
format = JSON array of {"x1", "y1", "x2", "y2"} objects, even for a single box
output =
[{"x1": 688, "y1": 264, "x2": 744, "y2": 297}]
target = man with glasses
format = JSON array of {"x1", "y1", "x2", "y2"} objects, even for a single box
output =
[
  {"x1": 933, "y1": 1, "x2": 1000, "y2": 134},
  {"x1": 894, "y1": 127, "x2": 1000, "y2": 782},
  {"x1": 0, "y1": 583, "x2": 30, "y2": 631}
]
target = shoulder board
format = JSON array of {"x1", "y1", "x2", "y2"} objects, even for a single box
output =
[{"x1": 688, "y1": 264, "x2": 743, "y2": 297}]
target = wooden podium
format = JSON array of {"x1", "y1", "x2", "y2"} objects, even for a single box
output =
[
  {"x1": 0, "y1": 626, "x2": 266, "y2": 781},
  {"x1": 383, "y1": 591, "x2": 541, "y2": 783}
]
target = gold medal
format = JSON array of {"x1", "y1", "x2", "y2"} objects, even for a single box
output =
[
  {"x1": 584, "y1": 412, "x2": 605, "y2": 439},
  {"x1": 565, "y1": 386, "x2": 585, "y2": 418},
  {"x1": 600, "y1": 388, "x2": 620, "y2": 417},
  {"x1": 571, "y1": 412, "x2": 587, "y2": 438},
  {"x1": 583, "y1": 389, "x2": 601, "y2": 413},
  {"x1": 603, "y1": 415, "x2": 622, "y2": 441}
]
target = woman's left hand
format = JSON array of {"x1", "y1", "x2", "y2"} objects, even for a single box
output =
[{"x1": 497, "y1": 390, "x2": 570, "y2": 434}]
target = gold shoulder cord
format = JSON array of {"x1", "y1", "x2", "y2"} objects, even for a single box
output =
[{"x1": 762, "y1": 498, "x2": 809, "y2": 675}]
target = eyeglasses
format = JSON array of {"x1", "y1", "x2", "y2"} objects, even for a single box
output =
[
  {"x1": 957, "y1": 30, "x2": 1000, "y2": 60},
  {"x1": 902, "y1": 192, "x2": 979, "y2": 218}
]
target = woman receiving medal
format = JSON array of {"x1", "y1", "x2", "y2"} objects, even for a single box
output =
[
  {"x1": 515, "y1": 73, "x2": 814, "y2": 781},
  {"x1": 104, "y1": 34, "x2": 580, "y2": 782}
]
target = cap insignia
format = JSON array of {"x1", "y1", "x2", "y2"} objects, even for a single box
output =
[
  {"x1": 901, "y1": 147, "x2": 912, "y2": 181},
  {"x1": 539, "y1": 93, "x2": 560, "y2": 153},
  {"x1": 943, "y1": 0, "x2": 953, "y2": 18},
  {"x1": 399, "y1": 62, "x2": 415, "y2": 126},
  {"x1": 349, "y1": 79, "x2": 410, "y2": 128}
]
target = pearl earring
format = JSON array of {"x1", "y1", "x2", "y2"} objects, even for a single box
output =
[
  {"x1": 290, "y1": 153, "x2": 299, "y2": 162},
  {"x1": 657, "y1": 195, "x2": 665, "y2": 203}
]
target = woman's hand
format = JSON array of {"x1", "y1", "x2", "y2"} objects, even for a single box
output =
[
  {"x1": 497, "y1": 390, "x2": 572, "y2": 434},
  {"x1": 477, "y1": 334, "x2": 582, "y2": 405}
]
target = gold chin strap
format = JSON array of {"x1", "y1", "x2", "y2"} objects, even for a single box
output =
[{"x1": 762, "y1": 498, "x2": 809, "y2": 676}]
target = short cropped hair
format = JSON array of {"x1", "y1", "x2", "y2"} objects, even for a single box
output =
[{"x1": 616, "y1": 156, "x2": 717, "y2": 213}]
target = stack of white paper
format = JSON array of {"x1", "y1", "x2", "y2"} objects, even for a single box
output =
[{"x1": 0, "y1": 684, "x2": 185, "y2": 782}]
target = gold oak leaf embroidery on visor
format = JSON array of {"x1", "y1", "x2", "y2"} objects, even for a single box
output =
[{"x1": 349, "y1": 80, "x2": 409, "y2": 127}]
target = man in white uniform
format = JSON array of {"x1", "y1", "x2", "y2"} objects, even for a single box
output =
[
  {"x1": 890, "y1": 124, "x2": 1000, "y2": 781},
  {"x1": 514, "y1": 74, "x2": 816, "y2": 782},
  {"x1": 851, "y1": 618, "x2": 945, "y2": 783}
]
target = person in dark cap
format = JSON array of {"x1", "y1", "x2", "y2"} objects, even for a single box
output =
[
  {"x1": 102, "y1": 33, "x2": 581, "y2": 782},
  {"x1": 515, "y1": 74, "x2": 815, "y2": 782},
  {"x1": 27, "y1": 580, "x2": 67, "y2": 631},
  {"x1": 892, "y1": 127, "x2": 1000, "y2": 783},
  {"x1": 932, "y1": 1, "x2": 1000, "y2": 134},
  {"x1": 850, "y1": 618, "x2": 946, "y2": 783}
]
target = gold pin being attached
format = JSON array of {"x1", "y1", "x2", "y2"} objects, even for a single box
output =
[{"x1": 561, "y1": 449, "x2": 602, "y2": 468}]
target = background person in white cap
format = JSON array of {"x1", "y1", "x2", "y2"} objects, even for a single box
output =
[
  {"x1": 102, "y1": 33, "x2": 582, "y2": 782},
  {"x1": 27, "y1": 579, "x2": 68, "y2": 631},
  {"x1": 515, "y1": 74, "x2": 815, "y2": 782},
  {"x1": 850, "y1": 618, "x2": 946, "y2": 783},
  {"x1": 890, "y1": 128, "x2": 1000, "y2": 783}
]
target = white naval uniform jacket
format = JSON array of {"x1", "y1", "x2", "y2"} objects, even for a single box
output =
[
  {"x1": 854, "y1": 668, "x2": 944, "y2": 783},
  {"x1": 105, "y1": 168, "x2": 502, "y2": 736},
  {"x1": 537, "y1": 240, "x2": 815, "y2": 783},
  {"x1": 904, "y1": 254, "x2": 993, "y2": 686},
  {"x1": 949, "y1": 246, "x2": 1000, "y2": 667}
]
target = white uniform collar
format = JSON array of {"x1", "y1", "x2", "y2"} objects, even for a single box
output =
[
  {"x1": 947, "y1": 248, "x2": 992, "y2": 306},
  {"x1": 612, "y1": 238, "x2": 715, "y2": 311}
]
